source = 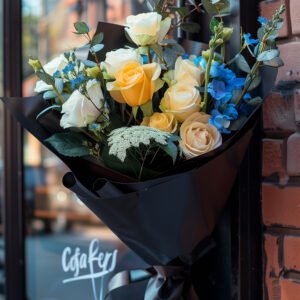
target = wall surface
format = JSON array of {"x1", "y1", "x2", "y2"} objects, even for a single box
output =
[{"x1": 260, "y1": 0, "x2": 300, "y2": 299}]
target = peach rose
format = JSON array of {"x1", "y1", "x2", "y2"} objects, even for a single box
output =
[
  {"x1": 142, "y1": 112, "x2": 178, "y2": 133},
  {"x1": 180, "y1": 112, "x2": 222, "y2": 159}
]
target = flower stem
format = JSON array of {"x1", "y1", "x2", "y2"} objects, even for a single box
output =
[
  {"x1": 147, "y1": 47, "x2": 152, "y2": 64},
  {"x1": 202, "y1": 49, "x2": 214, "y2": 113}
]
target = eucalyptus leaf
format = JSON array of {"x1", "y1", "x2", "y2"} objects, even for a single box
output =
[
  {"x1": 236, "y1": 54, "x2": 251, "y2": 73},
  {"x1": 202, "y1": 0, "x2": 230, "y2": 15},
  {"x1": 91, "y1": 44, "x2": 104, "y2": 53},
  {"x1": 150, "y1": 44, "x2": 163, "y2": 59},
  {"x1": 36, "y1": 71, "x2": 54, "y2": 85},
  {"x1": 180, "y1": 22, "x2": 200, "y2": 33},
  {"x1": 245, "y1": 73, "x2": 262, "y2": 91},
  {"x1": 74, "y1": 22, "x2": 90, "y2": 34},
  {"x1": 92, "y1": 32, "x2": 104, "y2": 46},
  {"x1": 257, "y1": 49, "x2": 279, "y2": 62},
  {"x1": 264, "y1": 57, "x2": 284, "y2": 68},
  {"x1": 43, "y1": 90, "x2": 57, "y2": 100},
  {"x1": 55, "y1": 78, "x2": 64, "y2": 93},
  {"x1": 45, "y1": 132, "x2": 90, "y2": 157},
  {"x1": 160, "y1": 141, "x2": 178, "y2": 164},
  {"x1": 75, "y1": 45, "x2": 90, "y2": 62},
  {"x1": 82, "y1": 60, "x2": 97, "y2": 67}
]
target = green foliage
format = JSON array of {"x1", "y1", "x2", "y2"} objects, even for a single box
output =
[
  {"x1": 36, "y1": 71, "x2": 54, "y2": 85},
  {"x1": 202, "y1": 0, "x2": 230, "y2": 15},
  {"x1": 180, "y1": 22, "x2": 201, "y2": 33},
  {"x1": 236, "y1": 54, "x2": 251, "y2": 73},
  {"x1": 45, "y1": 132, "x2": 91, "y2": 157},
  {"x1": 73, "y1": 22, "x2": 90, "y2": 34}
]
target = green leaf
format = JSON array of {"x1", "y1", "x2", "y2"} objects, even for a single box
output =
[
  {"x1": 160, "y1": 141, "x2": 178, "y2": 164},
  {"x1": 43, "y1": 90, "x2": 57, "y2": 100},
  {"x1": 210, "y1": 17, "x2": 220, "y2": 33},
  {"x1": 247, "y1": 96, "x2": 263, "y2": 106},
  {"x1": 169, "y1": 6, "x2": 189, "y2": 17},
  {"x1": 202, "y1": 0, "x2": 230, "y2": 15},
  {"x1": 90, "y1": 44, "x2": 104, "y2": 53},
  {"x1": 36, "y1": 105, "x2": 61, "y2": 120},
  {"x1": 236, "y1": 54, "x2": 251, "y2": 73},
  {"x1": 140, "y1": 101, "x2": 153, "y2": 118},
  {"x1": 257, "y1": 49, "x2": 279, "y2": 62},
  {"x1": 229, "y1": 115, "x2": 248, "y2": 131},
  {"x1": 74, "y1": 22, "x2": 90, "y2": 34},
  {"x1": 263, "y1": 56, "x2": 284, "y2": 68},
  {"x1": 91, "y1": 32, "x2": 104, "y2": 46},
  {"x1": 36, "y1": 71, "x2": 54, "y2": 85},
  {"x1": 150, "y1": 44, "x2": 164, "y2": 59},
  {"x1": 132, "y1": 106, "x2": 139, "y2": 120},
  {"x1": 245, "y1": 73, "x2": 262, "y2": 91},
  {"x1": 55, "y1": 78, "x2": 64, "y2": 93},
  {"x1": 180, "y1": 22, "x2": 200, "y2": 33},
  {"x1": 45, "y1": 132, "x2": 90, "y2": 157}
]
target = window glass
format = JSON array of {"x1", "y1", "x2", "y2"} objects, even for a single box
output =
[{"x1": 22, "y1": 1, "x2": 147, "y2": 299}]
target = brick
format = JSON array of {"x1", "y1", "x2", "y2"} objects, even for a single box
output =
[
  {"x1": 280, "y1": 278, "x2": 300, "y2": 300},
  {"x1": 284, "y1": 236, "x2": 300, "y2": 271},
  {"x1": 287, "y1": 133, "x2": 300, "y2": 176},
  {"x1": 290, "y1": 0, "x2": 300, "y2": 35},
  {"x1": 260, "y1": 0, "x2": 289, "y2": 38},
  {"x1": 265, "y1": 234, "x2": 281, "y2": 276},
  {"x1": 262, "y1": 139, "x2": 286, "y2": 178},
  {"x1": 293, "y1": 89, "x2": 300, "y2": 123},
  {"x1": 263, "y1": 92, "x2": 296, "y2": 132},
  {"x1": 265, "y1": 277, "x2": 281, "y2": 300},
  {"x1": 262, "y1": 184, "x2": 300, "y2": 228},
  {"x1": 277, "y1": 42, "x2": 300, "y2": 83}
]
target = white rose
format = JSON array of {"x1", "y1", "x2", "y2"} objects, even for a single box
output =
[
  {"x1": 174, "y1": 57, "x2": 202, "y2": 85},
  {"x1": 34, "y1": 54, "x2": 68, "y2": 93},
  {"x1": 101, "y1": 48, "x2": 141, "y2": 78},
  {"x1": 180, "y1": 112, "x2": 222, "y2": 159},
  {"x1": 160, "y1": 82, "x2": 202, "y2": 123},
  {"x1": 60, "y1": 80, "x2": 104, "y2": 128},
  {"x1": 125, "y1": 12, "x2": 171, "y2": 46}
]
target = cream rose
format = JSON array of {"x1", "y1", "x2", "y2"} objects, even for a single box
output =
[
  {"x1": 125, "y1": 12, "x2": 171, "y2": 46},
  {"x1": 34, "y1": 55, "x2": 68, "y2": 93},
  {"x1": 101, "y1": 48, "x2": 141, "y2": 78},
  {"x1": 160, "y1": 82, "x2": 202, "y2": 123},
  {"x1": 180, "y1": 112, "x2": 222, "y2": 159},
  {"x1": 107, "y1": 61, "x2": 163, "y2": 107},
  {"x1": 174, "y1": 57, "x2": 202, "y2": 85},
  {"x1": 60, "y1": 79, "x2": 104, "y2": 128},
  {"x1": 142, "y1": 112, "x2": 178, "y2": 133}
]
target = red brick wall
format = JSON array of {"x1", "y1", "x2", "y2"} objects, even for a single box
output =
[{"x1": 260, "y1": 0, "x2": 300, "y2": 299}]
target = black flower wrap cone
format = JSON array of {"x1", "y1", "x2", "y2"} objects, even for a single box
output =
[{"x1": 1, "y1": 22, "x2": 262, "y2": 300}]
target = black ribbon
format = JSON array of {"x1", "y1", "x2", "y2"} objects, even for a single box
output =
[{"x1": 107, "y1": 265, "x2": 198, "y2": 300}]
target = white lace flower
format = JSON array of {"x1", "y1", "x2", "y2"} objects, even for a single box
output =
[{"x1": 108, "y1": 126, "x2": 171, "y2": 162}]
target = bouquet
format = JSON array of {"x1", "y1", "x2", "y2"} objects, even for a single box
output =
[{"x1": 3, "y1": 1, "x2": 285, "y2": 299}]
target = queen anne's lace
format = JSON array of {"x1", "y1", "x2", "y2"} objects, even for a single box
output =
[{"x1": 108, "y1": 126, "x2": 171, "y2": 162}]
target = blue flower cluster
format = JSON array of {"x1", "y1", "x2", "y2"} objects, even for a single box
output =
[
  {"x1": 71, "y1": 74, "x2": 85, "y2": 90},
  {"x1": 62, "y1": 62, "x2": 76, "y2": 75},
  {"x1": 244, "y1": 33, "x2": 259, "y2": 46},
  {"x1": 194, "y1": 57, "x2": 247, "y2": 134}
]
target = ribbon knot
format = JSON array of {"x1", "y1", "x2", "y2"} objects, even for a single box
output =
[{"x1": 107, "y1": 264, "x2": 199, "y2": 300}]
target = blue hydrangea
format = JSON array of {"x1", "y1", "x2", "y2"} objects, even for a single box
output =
[
  {"x1": 209, "y1": 109, "x2": 231, "y2": 134},
  {"x1": 223, "y1": 104, "x2": 239, "y2": 120},
  {"x1": 53, "y1": 70, "x2": 60, "y2": 77},
  {"x1": 182, "y1": 53, "x2": 189, "y2": 59},
  {"x1": 258, "y1": 16, "x2": 268, "y2": 25},
  {"x1": 70, "y1": 74, "x2": 86, "y2": 89},
  {"x1": 244, "y1": 33, "x2": 259, "y2": 46},
  {"x1": 208, "y1": 80, "x2": 232, "y2": 103}
]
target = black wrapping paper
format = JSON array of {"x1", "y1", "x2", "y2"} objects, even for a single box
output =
[{"x1": 1, "y1": 22, "x2": 263, "y2": 300}]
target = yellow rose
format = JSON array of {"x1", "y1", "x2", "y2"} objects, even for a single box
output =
[
  {"x1": 160, "y1": 82, "x2": 202, "y2": 123},
  {"x1": 142, "y1": 112, "x2": 178, "y2": 133},
  {"x1": 180, "y1": 112, "x2": 222, "y2": 159},
  {"x1": 107, "y1": 61, "x2": 163, "y2": 107}
]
